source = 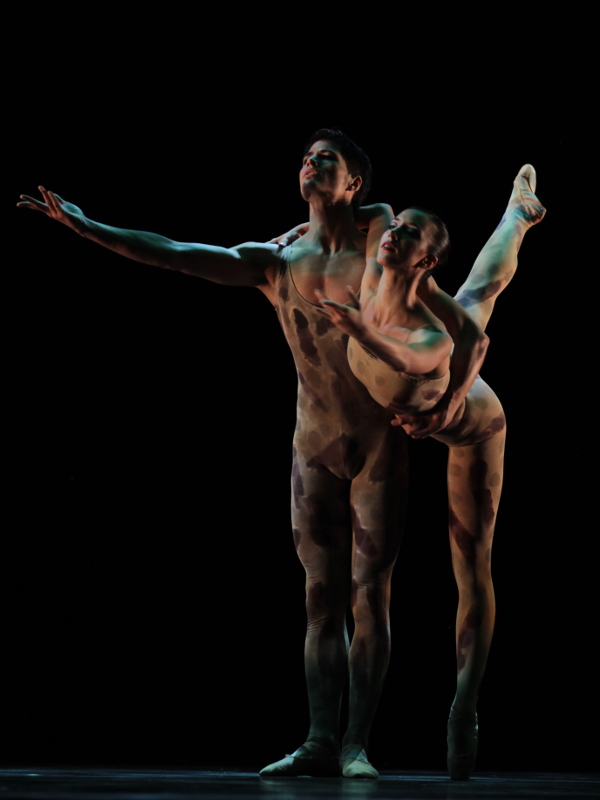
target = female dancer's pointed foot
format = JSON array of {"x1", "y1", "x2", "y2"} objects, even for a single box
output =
[
  {"x1": 507, "y1": 164, "x2": 546, "y2": 225},
  {"x1": 447, "y1": 710, "x2": 478, "y2": 781},
  {"x1": 259, "y1": 741, "x2": 342, "y2": 778},
  {"x1": 341, "y1": 746, "x2": 379, "y2": 779}
]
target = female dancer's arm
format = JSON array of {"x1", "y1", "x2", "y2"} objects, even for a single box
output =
[
  {"x1": 316, "y1": 288, "x2": 452, "y2": 375},
  {"x1": 393, "y1": 277, "x2": 489, "y2": 437}
]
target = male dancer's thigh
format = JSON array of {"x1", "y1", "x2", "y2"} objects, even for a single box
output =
[
  {"x1": 349, "y1": 428, "x2": 409, "y2": 589},
  {"x1": 291, "y1": 444, "x2": 353, "y2": 596}
]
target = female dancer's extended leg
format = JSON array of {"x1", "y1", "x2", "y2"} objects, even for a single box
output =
[{"x1": 455, "y1": 164, "x2": 546, "y2": 332}]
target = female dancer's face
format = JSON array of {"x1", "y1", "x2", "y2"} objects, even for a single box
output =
[{"x1": 378, "y1": 209, "x2": 434, "y2": 270}]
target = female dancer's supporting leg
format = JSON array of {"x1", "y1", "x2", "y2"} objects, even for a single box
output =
[{"x1": 443, "y1": 426, "x2": 506, "y2": 778}]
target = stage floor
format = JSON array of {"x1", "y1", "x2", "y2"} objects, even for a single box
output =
[{"x1": 0, "y1": 768, "x2": 598, "y2": 800}]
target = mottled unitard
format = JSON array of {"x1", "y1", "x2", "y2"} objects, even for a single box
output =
[{"x1": 274, "y1": 251, "x2": 408, "y2": 761}]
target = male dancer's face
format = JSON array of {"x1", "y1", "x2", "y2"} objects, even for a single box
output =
[{"x1": 299, "y1": 140, "x2": 359, "y2": 205}]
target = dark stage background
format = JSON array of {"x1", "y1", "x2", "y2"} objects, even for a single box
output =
[{"x1": 8, "y1": 1, "x2": 597, "y2": 775}]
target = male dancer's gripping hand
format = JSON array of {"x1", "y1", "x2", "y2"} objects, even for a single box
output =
[{"x1": 392, "y1": 405, "x2": 455, "y2": 438}]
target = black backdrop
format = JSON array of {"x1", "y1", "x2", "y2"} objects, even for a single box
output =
[{"x1": 7, "y1": 1, "x2": 597, "y2": 773}]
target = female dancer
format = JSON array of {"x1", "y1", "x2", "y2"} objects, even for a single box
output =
[{"x1": 316, "y1": 166, "x2": 545, "y2": 780}]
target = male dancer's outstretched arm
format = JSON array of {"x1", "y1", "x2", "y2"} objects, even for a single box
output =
[{"x1": 17, "y1": 186, "x2": 279, "y2": 288}]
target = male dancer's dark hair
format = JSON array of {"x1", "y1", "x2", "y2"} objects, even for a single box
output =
[{"x1": 303, "y1": 128, "x2": 372, "y2": 207}]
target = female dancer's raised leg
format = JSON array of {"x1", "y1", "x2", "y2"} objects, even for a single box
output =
[{"x1": 455, "y1": 164, "x2": 546, "y2": 332}]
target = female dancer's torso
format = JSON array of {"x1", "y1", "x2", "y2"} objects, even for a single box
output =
[
  {"x1": 347, "y1": 338, "x2": 450, "y2": 415},
  {"x1": 345, "y1": 285, "x2": 506, "y2": 448},
  {"x1": 347, "y1": 288, "x2": 450, "y2": 416}
]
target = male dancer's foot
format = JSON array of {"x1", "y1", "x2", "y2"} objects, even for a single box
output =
[
  {"x1": 447, "y1": 706, "x2": 478, "y2": 781},
  {"x1": 259, "y1": 738, "x2": 342, "y2": 778},
  {"x1": 506, "y1": 164, "x2": 546, "y2": 226},
  {"x1": 340, "y1": 743, "x2": 379, "y2": 779}
]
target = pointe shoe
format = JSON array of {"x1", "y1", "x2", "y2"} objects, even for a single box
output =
[
  {"x1": 507, "y1": 164, "x2": 546, "y2": 225},
  {"x1": 447, "y1": 711, "x2": 478, "y2": 781}
]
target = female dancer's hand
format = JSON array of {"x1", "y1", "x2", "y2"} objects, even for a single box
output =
[
  {"x1": 315, "y1": 287, "x2": 367, "y2": 339},
  {"x1": 17, "y1": 187, "x2": 88, "y2": 235}
]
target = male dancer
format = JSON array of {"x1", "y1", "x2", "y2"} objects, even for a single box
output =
[{"x1": 18, "y1": 129, "x2": 544, "y2": 778}]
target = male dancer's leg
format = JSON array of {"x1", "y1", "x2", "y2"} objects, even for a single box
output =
[
  {"x1": 342, "y1": 434, "x2": 409, "y2": 778},
  {"x1": 260, "y1": 450, "x2": 352, "y2": 777}
]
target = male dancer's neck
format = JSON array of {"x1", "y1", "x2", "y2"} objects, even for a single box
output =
[{"x1": 304, "y1": 200, "x2": 362, "y2": 254}]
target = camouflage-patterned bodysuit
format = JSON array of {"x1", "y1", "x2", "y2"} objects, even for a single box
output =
[{"x1": 273, "y1": 249, "x2": 408, "y2": 753}]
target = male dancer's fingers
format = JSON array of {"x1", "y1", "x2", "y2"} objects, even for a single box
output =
[
  {"x1": 392, "y1": 415, "x2": 425, "y2": 437},
  {"x1": 17, "y1": 194, "x2": 46, "y2": 211},
  {"x1": 346, "y1": 286, "x2": 360, "y2": 307},
  {"x1": 45, "y1": 189, "x2": 62, "y2": 215},
  {"x1": 38, "y1": 186, "x2": 55, "y2": 213}
]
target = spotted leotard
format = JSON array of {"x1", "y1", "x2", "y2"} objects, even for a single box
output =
[
  {"x1": 347, "y1": 339, "x2": 450, "y2": 416},
  {"x1": 346, "y1": 330, "x2": 504, "y2": 448}
]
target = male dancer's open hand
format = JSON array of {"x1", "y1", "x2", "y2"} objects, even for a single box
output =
[{"x1": 17, "y1": 187, "x2": 87, "y2": 235}]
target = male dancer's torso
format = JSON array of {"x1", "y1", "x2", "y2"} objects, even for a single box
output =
[{"x1": 261, "y1": 240, "x2": 404, "y2": 481}]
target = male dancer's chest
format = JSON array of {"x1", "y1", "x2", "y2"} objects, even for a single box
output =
[
  {"x1": 275, "y1": 249, "x2": 395, "y2": 470},
  {"x1": 288, "y1": 249, "x2": 366, "y2": 305}
]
